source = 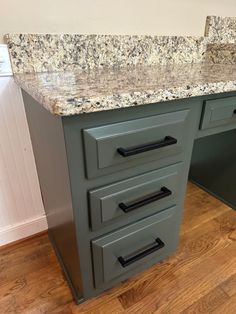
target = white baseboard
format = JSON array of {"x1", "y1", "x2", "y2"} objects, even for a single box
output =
[{"x1": 0, "y1": 215, "x2": 48, "y2": 246}]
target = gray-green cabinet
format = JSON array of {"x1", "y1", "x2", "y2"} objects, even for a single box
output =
[{"x1": 21, "y1": 90, "x2": 236, "y2": 303}]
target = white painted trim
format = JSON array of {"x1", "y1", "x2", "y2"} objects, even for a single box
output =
[
  {"x1": 0, "y1": 215, "x2": 48, "y2": 246},
  {"x1": 0, "y1": 78, "x2": 46, "y2": 247}
]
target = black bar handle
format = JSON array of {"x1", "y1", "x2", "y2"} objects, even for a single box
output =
[
  {"x1": 117, "y1": 136, "x2": 177, "y2": 157},
  {"x1": 118, "y1": 186, "x2": 172, "y2": 213},
  {"x1": 118, "y1": 238, "x2": 165, "y2": 267}
]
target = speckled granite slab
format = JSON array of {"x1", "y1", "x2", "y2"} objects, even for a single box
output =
[
  {"x1": 14, "y1": 63, "x2": 236, "y2": 116},
  {"x1": 5, "y1": 34, "x2": 208, "y2": 74},
  {"x1": 204, "y1": 16, "x2": 236, "y2": 64},
  {"x1": 205, "y1": 16, "x2": 236, "y2": 42}
]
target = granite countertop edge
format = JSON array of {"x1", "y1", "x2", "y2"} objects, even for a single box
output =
[{"x1": 14, "y1": 65, "x2": 236, "y2": 116}]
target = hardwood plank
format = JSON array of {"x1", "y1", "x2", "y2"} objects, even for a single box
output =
[
  {"x1": 121, "y1": 242, "x2": 236, "y2": 313},
  {"x1": 70, "y1": 299, "x2": 124, "y2": 314},
  {"x1": 0, "y1": 231, "x2": 47, "y2": 251},
  {"x1": 181, "y1": 188, "x2": 230, "y2": 234},
  {"x1": 158, "y1": 246, "x2": 236, "y2": 313},
  {"x1": 181, "y1": 286, "x2": 229, "y2": 314},
  {"x1": 185, "y1": 181, "x2": 200, "y2": 196},
  {"x1": 0, "y1": 265, "x2": 72, "y2": 314},
  {"x1": 220, "y1": 273, "x2": 236, "y2": 297},
  {"x1": 0, "y1": 234, "x2": 56, "y2": 286},
  {"x1": 212, "y1": 293, "x2": 236, "y2": 314}
]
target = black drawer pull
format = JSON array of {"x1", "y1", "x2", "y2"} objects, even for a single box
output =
[
  {"x1": 118, "y1": 238, "x2": 165, "y2": 267},
  {"x1": 118, "y1": 186, "x2": 172, "y2": 213},
  {"x1": 117, "y1": 136, "x2": 177, "y2": 157}
]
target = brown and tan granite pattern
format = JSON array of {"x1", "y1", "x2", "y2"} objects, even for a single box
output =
[
  {"x1": 15, "y1": 63, "x2": 236, "y2": 116},
  {"x1": 5, "y1": 34, "x2": 208, "y2": 74},
  {"x1": 206, "y1": 43, "x2": 236, "y2": 64}
]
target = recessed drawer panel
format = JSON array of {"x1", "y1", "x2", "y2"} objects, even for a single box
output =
[
  {"x1": 83, "y1": 109, "x2": 190, "y2": 178},
  {"x1": 92, "y1": 206, "x2": 180, "y2": 288},
  {"x1": 201, "y1": 96, "x2": 236, "y2": 130},
  {"x1": 89, "y1": 162, "x2": 183, "y2": 230}
]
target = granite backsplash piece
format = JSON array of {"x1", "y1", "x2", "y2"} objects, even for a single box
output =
[
  {"x1": 5, "y1": 34, "x2": 208, "y2": 74},
  {"x1": 205, "y1": 16, "x2": 236, "y2": 42},
  {"x1": 204, "y1": 16, "x2": 236, "y2": 64},
  {"x1": 5, "y1": 16, "x2": 236, "y2": 74}
]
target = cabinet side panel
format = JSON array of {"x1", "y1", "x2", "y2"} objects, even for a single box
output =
[
  {"x1": 190, "y1": 129, "x2": 236, "y2": 210},
  {"x1": 21, "y1": 90, "x2": 83, "y2": 301}
]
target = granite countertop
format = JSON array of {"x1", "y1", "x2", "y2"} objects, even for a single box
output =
[
  {"x1": 15, "y1": 62, "x2": 236, "y2": 116},
  {"x1": 6, "y1": 16, "x2": 236, "y2": 116}
]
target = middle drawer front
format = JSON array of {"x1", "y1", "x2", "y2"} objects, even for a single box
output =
[
  {"x1": 83, "y1": 109, "x2": 190, "y2": 178},
  {"x1": 89, "y1": 162, "x2": 183, "y2": 230},
  {"x1": 92, "y1": 206, "x2": 180, "y2": 288}
]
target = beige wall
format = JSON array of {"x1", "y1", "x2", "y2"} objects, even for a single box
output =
[{"x1": 1, "y1": 0, "x2": 236, "y2": 42}]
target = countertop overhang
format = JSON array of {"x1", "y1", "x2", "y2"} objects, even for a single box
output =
[{"x1": 15, "y1": 62, "x2": 236, "y2": 116}]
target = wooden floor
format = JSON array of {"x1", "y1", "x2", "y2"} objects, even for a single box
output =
[{"x1": 0, "y1": 182, "x2": 236, "y2": 314}]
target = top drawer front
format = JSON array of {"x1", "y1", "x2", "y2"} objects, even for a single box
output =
[
  {"x1": 201, "y1": 96, "x2": 236, "y2": 130},
  {"x1": 83, "y1": 109, "x2": 190, "y2": 178}
]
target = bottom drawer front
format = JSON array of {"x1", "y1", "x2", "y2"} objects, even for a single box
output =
[{"x1": 92, "y1": 206, "x2": 181, "y2": 287}]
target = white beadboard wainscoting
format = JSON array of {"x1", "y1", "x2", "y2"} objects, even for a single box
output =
[{"x1": 0, "y1": 77, "x2": 47, "y2": 246}]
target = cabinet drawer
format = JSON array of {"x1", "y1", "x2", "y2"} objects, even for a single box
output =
[
  {"x1": 89, "y1": 162, "x2": 183, "y2": 230},
  {"x1": 83, "y1": 109, "x2": 190, "y2": 178},
  {"x1": 201, "y1": 96, "x2": 236, "y2": 130},
  {"x1": 92, "y1": 206, "x2": 180, "y2": 287}
]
